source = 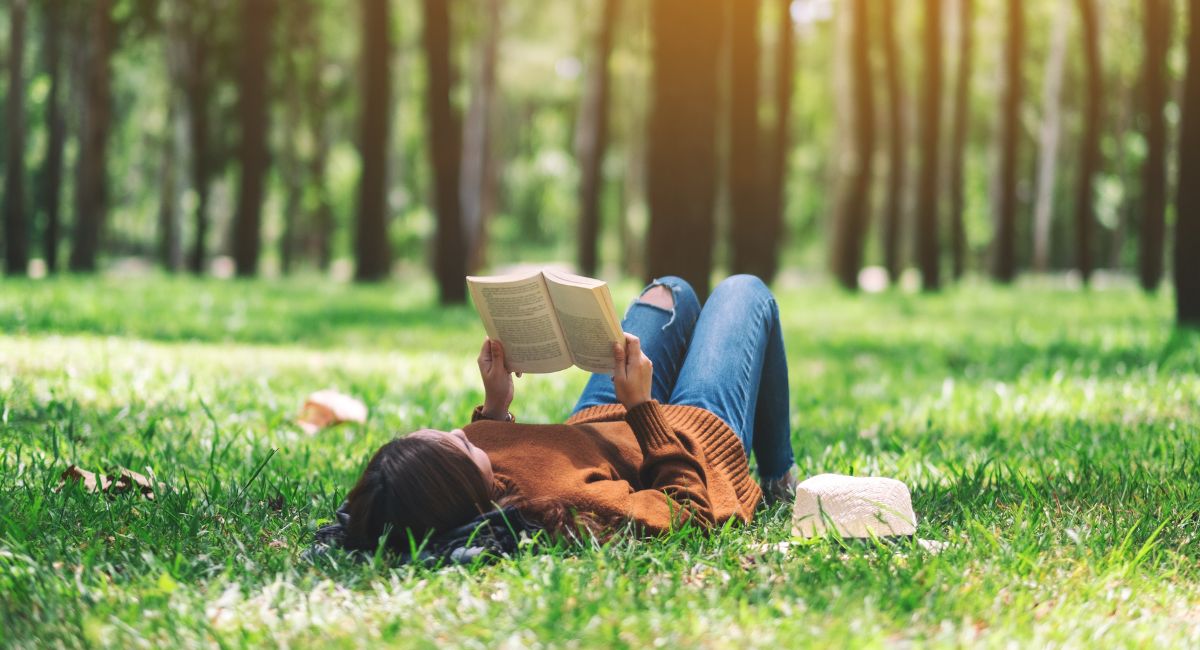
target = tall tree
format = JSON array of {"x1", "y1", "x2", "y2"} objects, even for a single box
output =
[
  {"x1": 1031, "y1": 0, "x2": 1069, "y2": 273},
  {"x1": 355, "y1": 0, "x2": 393, "y2": 281},
  {"x1": 755, "y1": 0, "x2": 794, "y2": 284},
  {"x1": 185, "y1": 1, "x2": 216, "y2": 275},
  {"x1": 68, "y1": 0, "x2": 115, "y2": 273},
  {"x1": 3, "y1": 0, "x2": 30, "y2": 275},
  {"x1": 947, "y1": 0, "x2": 973, "y2": 279},
  {"x1": 423, "y1": 0, "x2": 467, "y2": 302},
  {"x1": 1177, "y1": 0, "x2": 1200, "y2": 325},
  {"x1": 646, "y1": 0, "x2": 723, "y2": 298},
  {"x1": 577, "y1": 0, "x2": 620, "y2": 278},
  {"x1": 727, "y1": 0, "x2": 763, "y2": 279},
  {"x1": 831, "y1": 0, "x2": 875, "y2": 290},
  {"x1": 231, "y1": 0, "x2": 273, "y2": 277},
  {"x1": 880, "y1": 0, "x2": 907, "y2": 282},
  {"x1": 461, "y1": 0, "x2": 502, "y2": 275},
  {"x1": 38, "y1": 0, "x2": 68, "y2": 273},
  {"x1": 993, "y1": 0, "x2": 1023, "y2": 283},
  {"x1": 1073, "y1": 0, "x2": 1101, "y2": 284},
  {"x1": 914, "y1": 0, "x2": 943, "y2": 290},
  {"x1": 1140, "y1": 0, "x2": 1170, "y2": 292}
]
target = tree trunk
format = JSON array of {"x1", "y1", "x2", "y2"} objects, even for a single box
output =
[
  {"x1": 278, "y1": 0, "x2": 309, "y2": 276},
  {"x1": 1177, "y1": 0, "x2": 1200, "y2": 325},
  {"x1": 461, "y1": 0, "x2": 501, "y2": 275},
  {"x1": 646, "y1": 0, "x2": 723, "y2": 299},
  {"x1": 914, "y1": 0, "x2": 943, "y2": 291},
  {"x1": 68, "y1": 0, "x2": 114, "y2": 273},
  {"x1": 356, "y1": 0, "x2": 393, "y2": 282},
  {"x1": 3, "y1": 0, "x2": 29, "y2": 275},
  {"x1": 156, "y1": 101, "x2": 185, "y2": 272},
  {"x1": 577, "y1": 0, "x2": 619, "y2": 278},
  {"x1": 880, "y1": 0, "x2": 907, "y2": 282},
  {"x1": 1073, "y1": 0, "x2": 1101, "y2": 285},
  {"x1": 185, "y1": 3, "x2": 214, "y2": 276},
  {"x1": 992, "y1": 0, "x2": 1023, "y2": 283},
  {"x1": 831, "y1": 0, "x2": 875, "y2": 290},
  {"x1": 232, "y1": 0, "x2": 273, "y2": 278},
  {"x1": 39, "y1": 0, "x2": 67, "y2": 274},
  {"x1": 727, "y1": 0, "x2": 762, "y2": 279},
  {"x1": 1031, "y1": 0, "x2": 1069, "y2": 273},
  {"x1": 423, "y1": 0, "x2": 467, "y2": 302},
  {"x1": 1140, "y1": 0, "x2": 1170, "y2": 292},
  {"x1": 756, "y1": 0, "x2": 794, "y2": 285},
  {"x1": 947, "y1": 0, "x2": 973, "y2": 280}
]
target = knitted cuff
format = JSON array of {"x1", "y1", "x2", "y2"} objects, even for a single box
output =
[{"x1": 624, "y1": 400, "x2": 676, "y2": 451}]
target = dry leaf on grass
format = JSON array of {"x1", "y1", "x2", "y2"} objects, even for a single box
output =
[
  {"x1": 56, "y1": 465, "x2": 111, "y2": 493},
  {"x1": 296, "y1": 389, "x2": 368, "y2": 434},
  {"x1": 54, "y1": 465, "x2": 162, "y2": 499}
]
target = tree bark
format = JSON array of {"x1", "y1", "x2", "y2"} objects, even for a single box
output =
[
  {"x1": 915, "y1": 0, "x2": 943, "y2": 290},
  {"x1": 880, "y1": 0, "x2": 907, "y2": 282},
  {"x1": 185, "y1": 2, "x2": 214, "y2": 275},
  {"x1": 461, "y1": 0, "x2": 501, "y2": 275},
  {"x1": 727, "y1": 0, "x2": 762, "y2": 279},
  {"x1": 38, "y1": 0, "x2": 67, "y2": 273},
  {"x1": 756, "y1": 0, "x2": 794, "y2": 285},
  {"x1": 423, "y1": 0, "x2": 467, "y2": 302},
  {"x1": 356, "y1": 0, "x2": 393, "y2": 282},
  {"x1": 831, "y1": 0, "x2": 875, "y2": 290},
  {"x1": 1140, "y1": 0, "x2": 1170, "y2": 292},
  {"x1": 278, "y1": 0, "x2": 311, "y2": 275},
  {"x1": 232, "y1": 0, "x2": 273, "y2": 278},
  {"x1": 68, "y1": 0, "x2": 115, "y2": 273},
  {"x1": 646, "y1": 0, "x2": 723, "y2": 299},
  {"x1": 156, "y1": 100, "x2": 185, "y2": 272},
  {"x1": 947, "y1": 0, "x2": 973, "y2": 280},
  {"x1": 1177, "y1": 0, "x2": 1200, "y2": 325},
  {"x1": 992, "y1": 0, "x2": 1023, "y2": 284},
  {"x1": 1031, "y1": 0, "x2": 1069, "y2": 273},
  {"x1": 3, "y1": 0, "x2": 29, "y2": 275},
  {"x1": 1073, "y1": 0, "x2": 1101, "y2": 285},
  {"x1": 577, "y1": 0, "x2": 619, "y2": 278}
]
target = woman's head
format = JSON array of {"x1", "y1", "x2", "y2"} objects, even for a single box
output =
[{"x1": 343, "y1": 429, "x2": 495, "y2": 553}]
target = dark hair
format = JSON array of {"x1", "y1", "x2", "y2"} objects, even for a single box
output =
[{"x1": 342, "y1": 433, "x2": 494, "y2": 553}]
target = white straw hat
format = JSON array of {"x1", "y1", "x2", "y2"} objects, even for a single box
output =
[{"x1": 792, "y1": 473, "x2": 918, "y2": 539}]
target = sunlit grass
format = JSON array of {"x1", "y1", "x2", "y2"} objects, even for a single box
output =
[{"x1": 1, "y1": 276, "x2": 1198, "y2": 647}]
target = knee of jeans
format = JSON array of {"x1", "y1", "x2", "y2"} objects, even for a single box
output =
[{"x1": 716, "y1": 274, "x2": 770, "y2": 299}]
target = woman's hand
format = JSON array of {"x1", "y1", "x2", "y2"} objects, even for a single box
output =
[
  {"x1": 478, "y1": 338, "x2": 515, "y2": 419},
  {"x1": 612, "y1": 333, "x2": 653, "y2": 409}
]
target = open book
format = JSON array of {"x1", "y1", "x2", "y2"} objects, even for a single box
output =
[{"x1": 467, "y1": 269, "x2": 624, "y2": 374}]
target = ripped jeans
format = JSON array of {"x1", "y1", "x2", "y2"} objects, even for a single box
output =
[{"x1": 572, "y1": 275, "x2": 795, "y2": 481}]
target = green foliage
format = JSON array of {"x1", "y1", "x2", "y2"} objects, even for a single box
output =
[{"x1": 2, "y1": 278, "x2": 1199, "y2": 647}]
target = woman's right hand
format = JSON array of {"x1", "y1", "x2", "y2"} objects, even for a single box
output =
[{"x1": 612, "y1": 333, "x2": 653, "y2": 409}]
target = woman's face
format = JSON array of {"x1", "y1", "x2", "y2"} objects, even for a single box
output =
[{"x1": 410, "y1": 428, "x2": 494, "y2": 487}]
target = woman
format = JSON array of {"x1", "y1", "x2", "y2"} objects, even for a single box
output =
[{"x1": 342, "y1": 275, "x2": 797, "y2": 552}]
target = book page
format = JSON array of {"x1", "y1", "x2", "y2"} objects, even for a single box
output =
[
  {"x1": 467, "y1": 273, "x2": 572, "y2": 374},
  {"x1": 544, "y1": 275, "x2": 623, "y2": 374}
]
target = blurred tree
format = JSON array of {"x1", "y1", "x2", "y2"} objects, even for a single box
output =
[
  {"x1": 184, "y1": 0, "x2": 219, "y2": 275},
  {"x1": 461, "y1": 0, "x2": 501, "y2": 274},
  {"x1": 355, "y1": 0, "x2": 393, "y2": 282},
  {"x1": 1178, "y1": 0, "x2": 1200, "y2": 325},
  {"x1": 646, "y1": 0, "x2": 722, "y2": 298},
  {"x1": 424, "y1": 0, "x2": 467, "y2": 301},
  {"x1": 232, "y1": 0, "x2": 274, "y2": 277},
  {"x1": 915, "y1": 0, "x2": 943, "y2": 291},
  {"x1": 993, "y1": 0, "x2": 1023, "y2": 284},
  {"x1": 880, "y1": 0, "x2": 907, "y2": 282},
  {"x1": 1139, "y1": 0, "x2": 1170, "y2": 292},
  {"x1": 4, "y1": 0, "x2": 30, "y2": 275},
  {"x1": 278, "y1": 0, "x2": 310, "y2": 275},
  {"x1": 577, "y1": 0, "x2": 619, "y2": 278},
  {"x1": 159, "y1": 2, "x2": 190, "y2": 272},
  {"x1": 728, "y1": 0, "x2": 763, "y2": 280},
  {"x1": 1032, "y1": 0, "x2": 1068, "y2": 273},
  {"x1": 1073, "y1": 0, "x2": 1101, "y2": 285},
  {"x1": 755, "y1": 0, "x2": 793, "y2": 285},
  {"x1": 831, "y1": 0, "x2": 874, "y2": 290},
  {"x1": 948, "y1": 0, "x2": 973, "y2": 280},
  {"x1": 37, "y1": 0, "x2": 68, "y2": 274},
  {"x1": 68, "y1": 0, "x2": 115, "y2": 272}
]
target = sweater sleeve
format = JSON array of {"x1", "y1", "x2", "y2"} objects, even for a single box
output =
[{"x1": 587, "y1": 400, "x2": 715, "y2": 532}]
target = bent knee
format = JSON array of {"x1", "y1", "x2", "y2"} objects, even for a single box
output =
[
  {"x1": 638, "y1": 284, "x2": 675, "y2": 310},
  {"x1": 715, "y1": 274, "x2": 769, "y2": 296}
]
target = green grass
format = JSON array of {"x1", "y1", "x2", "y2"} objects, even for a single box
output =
[{"x1": 2, "y1": 275, "x2": 1199, "y2": 648}]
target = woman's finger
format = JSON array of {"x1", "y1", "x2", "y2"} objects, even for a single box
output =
[
  {"x1": 612, "y1": 342, "x2": 626, "y2": 380},
  {"x1": 479, "y1": 338, "x2": 492, "y2": 362},
  {"x1": 628, "y1": 334, "x2": 642, "y2": 361}
]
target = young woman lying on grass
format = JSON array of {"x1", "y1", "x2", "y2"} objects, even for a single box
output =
[{"x1": 340, "y1": 275, "x2": 798, "y2": 553}]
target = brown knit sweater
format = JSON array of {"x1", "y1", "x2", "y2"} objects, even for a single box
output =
[{"x1": 463, "y1": 400, "x2": 762, "y2": 535}]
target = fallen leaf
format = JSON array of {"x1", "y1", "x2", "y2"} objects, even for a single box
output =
[
  {"x1": 54, "y1": 465, "x2": 162, "y2": 500},
  {"x1": 297, "y1": 390, "x2": 368, "y2": 434},
  {"x1": 110, "y1": 467, "x2": 157, "y2": 500},
  {"x1": 56, "y1": 465, "x2": 111, "y2": 493}
]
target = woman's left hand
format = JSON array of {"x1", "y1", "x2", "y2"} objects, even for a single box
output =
[{"x1": 477, "y1": 337, "x2": 516, "y2": 419}]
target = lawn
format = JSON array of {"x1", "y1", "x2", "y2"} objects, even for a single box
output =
[{"x1": 1, "y1": 276, "x2": 1198, "y2": 648}]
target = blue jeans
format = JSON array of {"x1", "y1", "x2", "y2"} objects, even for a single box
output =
[{"x1": 572, "y1": 275, "x2": 795, "y2": 481}]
